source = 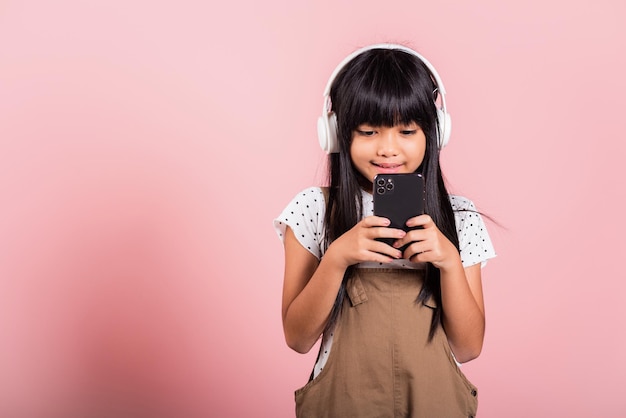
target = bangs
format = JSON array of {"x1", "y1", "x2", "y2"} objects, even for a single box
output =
[
  {"x1": 338, "y1": 51, "x2": 436, "y2": 130},
  {"x1": 348, "y1": 83, "x2": 428, "y2": 128}
]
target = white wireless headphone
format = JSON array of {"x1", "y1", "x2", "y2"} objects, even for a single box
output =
[{"x1": 317, "y1": 43, "x2": 452, "y2": 154}]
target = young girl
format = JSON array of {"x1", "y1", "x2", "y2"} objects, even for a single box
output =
[{"x1": 274, "y1": 43, "x2": 496, "y2": 417}]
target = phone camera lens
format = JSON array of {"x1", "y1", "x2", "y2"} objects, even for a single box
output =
[
  {"x1": 386, "y1": 183, "x2": 394, "y2": 191},
  {"x1": 377, "y1": 178, "x2": 386, "y2": 187},
  {"x1": 377, "y1": 187, "x2": 386, "y2": 195}
]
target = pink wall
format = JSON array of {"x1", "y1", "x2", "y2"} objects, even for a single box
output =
[{"x1": 1, "y1": 0, "x2": 625, "y2": 417}]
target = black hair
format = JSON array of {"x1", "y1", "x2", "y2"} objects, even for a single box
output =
[{"x1": 322, "y1": 47, "x2": 459, "y2": 340}]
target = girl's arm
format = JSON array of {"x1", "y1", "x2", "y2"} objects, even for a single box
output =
[
  {"x1": 281, "y1": 218, "x2": 405, "y2": 354},
  {"x1": 439, "y1": 262, "x2": 485, "y2": 363},
  {"x1": 396, "y1": 214, "x2": 485, "y2": 363},
  {"x1": 281, "y1": 227, "x2": 343, "y2": 354}
]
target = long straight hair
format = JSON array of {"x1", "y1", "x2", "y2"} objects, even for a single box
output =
[{"x1": 322, "y1": 47, "x2": 459, "y2": 340}]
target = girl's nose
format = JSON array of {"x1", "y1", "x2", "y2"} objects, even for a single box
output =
[{"x1": 377, "y1": 132, "x2": 399, "y2": 156}]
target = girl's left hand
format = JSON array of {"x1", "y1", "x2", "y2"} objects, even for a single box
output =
[{"x1": 394, "y1": 214, "x2": 461, "y2": 271}]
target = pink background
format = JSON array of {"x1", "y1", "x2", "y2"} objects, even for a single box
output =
[{"x1": 1, "y1": 0, "x2": 625, "y2": 417}]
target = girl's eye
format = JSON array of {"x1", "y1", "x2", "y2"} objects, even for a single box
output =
[
  {"x1": 401, "y1": 130, "x2": 417, "y2": 135},
  {"x1": 357, "y1": 130, "x2": 375, "y2": 136}
]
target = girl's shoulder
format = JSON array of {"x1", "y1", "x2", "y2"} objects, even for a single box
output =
[
  {"x1": 273, "y1": 187, "x2": 327, "y2": 259},
  {"x1": 277, "y1": 187, "x2": 327, "y2": 220},
  {"x1": 290, "y1": 186, "x2": 327, "y2": 205},
  {"x1": 448, "y1": 195, "x2": 497, "y2": 267},
  {"x1": 448, "y1": 195, "x2": 477, "y2": 212}
]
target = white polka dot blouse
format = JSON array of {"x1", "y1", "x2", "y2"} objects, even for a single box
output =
[{"x1": 273, "y1": 187, "x2": 496, "y2": 269}]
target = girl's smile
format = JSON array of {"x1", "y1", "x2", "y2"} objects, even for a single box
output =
[{"x1": 372, "y1": 162, "x2": 404, "y2": 173}]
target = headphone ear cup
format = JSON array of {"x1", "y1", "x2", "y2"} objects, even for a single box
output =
[
  {"x1": 437, "y1": 108, "x2": 452, "y2": 148},
  {"x1": 317, "y1": 115, "x2": 329, "y2": 153},
  {"x1": 318, "y1": 112, "x2": 339, "y2": 154}
]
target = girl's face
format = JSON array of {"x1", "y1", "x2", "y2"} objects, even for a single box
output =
[{"x1": 349, "y1": 122, "x2": 426, "y2": 186}]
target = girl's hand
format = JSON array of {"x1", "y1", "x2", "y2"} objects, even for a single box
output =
[
  {"x1": 394, "y1": 214, "x2": 461, "y2": 271},
  {"x1": 325, "y1": 216, "x2": 405, "y2": 269}
]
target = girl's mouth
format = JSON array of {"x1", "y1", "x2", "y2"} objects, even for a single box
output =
[{"x1": 373, "y1": 162, "x2": 403, "y2": 172}]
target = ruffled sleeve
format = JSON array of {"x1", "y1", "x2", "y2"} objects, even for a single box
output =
[
  {"x1": 450, "y1": 195, "x2": 497, "y2": 268},
  {"x1": 273, "y1": 187, "x2": 327, "y2": 259}
]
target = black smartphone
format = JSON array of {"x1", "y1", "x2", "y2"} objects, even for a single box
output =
[{"x1": 373, "y1": 173, "x2": 425, "y2": 248}]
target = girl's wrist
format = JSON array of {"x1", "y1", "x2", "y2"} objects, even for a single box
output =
[
  {"x1": 437, "y1": 255, "x2": 464, "y2": 277},
  {"x1": 321, "y1": 242, "x2": 351, "y2": 272}
]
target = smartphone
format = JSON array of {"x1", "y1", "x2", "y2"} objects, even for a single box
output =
[{"x1": 373, "y1": 173, "x2": 425, "y2": 248}]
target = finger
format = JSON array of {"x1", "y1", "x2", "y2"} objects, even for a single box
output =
[
  {"x1": 406, "y1": 214, "x2": 434, "y2": 228},
  {"x1": 402, "y1": 240, "x2": 432, "y2": 261},
  {"x1": 393, "y1": 229, "x2": 422, "y2": 248},
  {"x1": 371, "y1": 242, "x2": 403, "y2": 260},
  {"x1": 354, "y1": 240, "x2": 402, "y2": 263},
  {"x1": 362, "y1": 215, "x2": 393, "y2": 228},
  {"x1": 371, "y1": 226, "x2": 406, "y2": 241}
]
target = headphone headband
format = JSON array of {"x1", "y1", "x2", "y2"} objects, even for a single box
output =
[
  {"x1": 318, "y1": 43, "x2": 452, "y2": 153},
  {"x1": 322, "y1": 43, "x2": 447, "y2": 97}
]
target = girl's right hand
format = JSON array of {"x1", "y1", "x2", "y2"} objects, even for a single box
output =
[
  {"x1": 281, "y1": 216, "x2": 403, "y2": 353},
  {"x1": 325, "y1": 216, "x2": 406, "y2": 268}
]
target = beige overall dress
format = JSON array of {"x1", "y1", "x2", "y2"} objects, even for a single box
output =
[{"x1": 295, "y1": 268, "x2": 479, "y2": 418}]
